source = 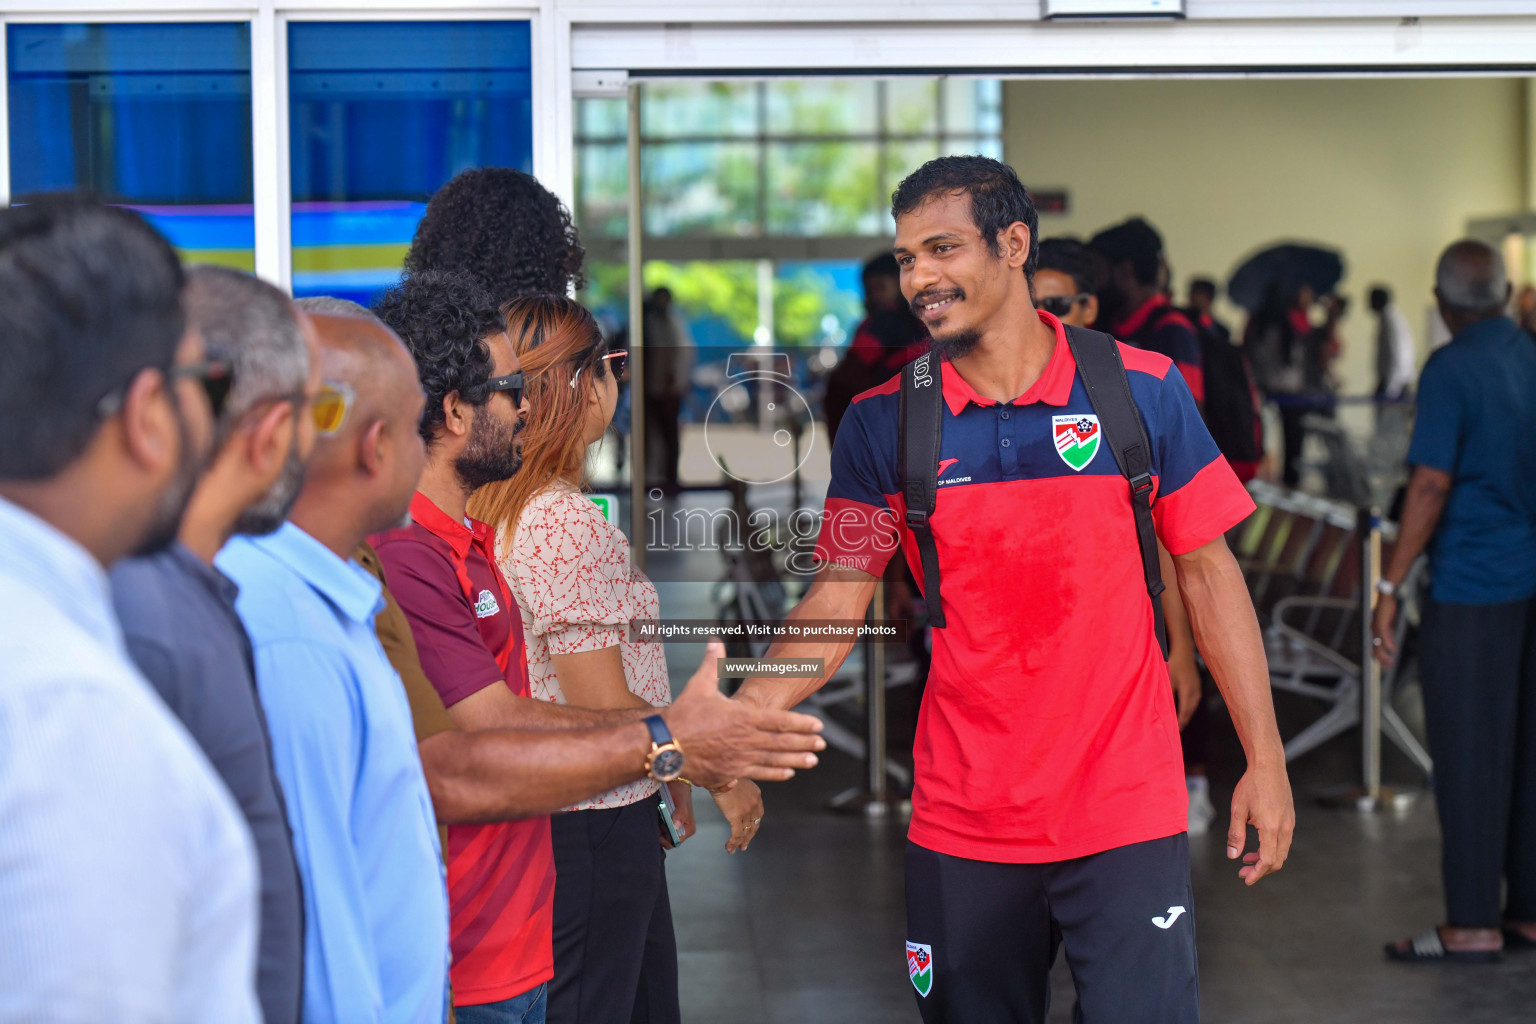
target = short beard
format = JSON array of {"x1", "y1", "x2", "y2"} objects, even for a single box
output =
[
  {"x1": 132, "y1": 403, "x2": 203, "y2": 558},
  {"x1": 454, "y1": 405, "x2": 523, "y2": 491},
  {"x1": 233, "y1": 437, "x2": 307, "y2": 537},
  {"x1": 929, "y1": 328, "x2": 982, "y2": 362}
]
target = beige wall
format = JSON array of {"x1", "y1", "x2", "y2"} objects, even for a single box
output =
[{"x1": 1003, "y1": 77, "x2": 1526, "y2": 393}]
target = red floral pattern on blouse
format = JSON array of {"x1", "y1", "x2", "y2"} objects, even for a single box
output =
[{"x1": 501, "y1": 485, "x2": 668, "y2": 810}]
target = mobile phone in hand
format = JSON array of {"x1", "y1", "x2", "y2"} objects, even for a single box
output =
[{"x1": 658, "y1": 784, "x2": 684, "y2": 846}]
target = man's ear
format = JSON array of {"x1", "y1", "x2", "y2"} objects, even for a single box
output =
[
  {"x1": 119, "y1": 367, "x2": 178, "y2": 474},
  {"x1": 358, "y1": 418, "x2": 388, "y2": 478},
  {"x1": 441, "y1": 390, "x2": 472, "y2": 439},
  {"x1": 246, "y1": 401, "x2": 297, "y2": 478},
  {"x1": 1001, "y1": 221, "x2": 1032, "y2": 269}
]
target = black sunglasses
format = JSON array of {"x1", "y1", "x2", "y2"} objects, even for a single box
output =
[
  {"x1": 97, "y1": 354, "x2": 236, "y2": 420},
  {"x1": 1038, "y1": 293, "x2": 1090, "y2": 319},
  {"x1": 486, "y1": 371, "x2": 525, "y2": 408}
]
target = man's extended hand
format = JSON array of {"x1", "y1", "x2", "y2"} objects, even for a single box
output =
[
  {"x1": 713, "y1": 779, "x2": 765, "y2": 854},
  {"x1": 1226, "y1": 758, "x2": 1295, "y2": 886},
  {"x1": 662, "y1": 642, "x2": 824, "y2": 790}
]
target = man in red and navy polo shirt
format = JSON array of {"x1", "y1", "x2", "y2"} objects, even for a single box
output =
[
  {"x1": 737, "y1": 157, "x2": 1293, "y2": 1024},
  {"x1": 1091, "y1": 217, "x2": 1205, "y2": 406}
]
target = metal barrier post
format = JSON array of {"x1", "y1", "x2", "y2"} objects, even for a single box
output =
[
  {"x1": 830, "y1": 580, "x2": 903, "y2": 818},
  {"x1": 1358, "y1": 505, "x2": 1384, "y2": 808}
]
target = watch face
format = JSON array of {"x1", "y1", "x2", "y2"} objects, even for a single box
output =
[{"x1": 651, "y1": 747, "x2": 685, "y2": 781}]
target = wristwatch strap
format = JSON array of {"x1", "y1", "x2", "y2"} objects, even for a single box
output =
[{"x1": 643, "y1": 714, "x2": 672, "y2": 747}]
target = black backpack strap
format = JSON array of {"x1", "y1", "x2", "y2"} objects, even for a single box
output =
[
  {"x1": 898, "y1": 351, "x2": 946, "y2": 628},
  {"x1": 1063, "y1": 325, "x2": 1169, "y2": 659}
]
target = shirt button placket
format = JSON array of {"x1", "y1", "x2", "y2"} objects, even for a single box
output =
[{"x1": 999, "y1": 405, "x2": 1019, "y2": 474}]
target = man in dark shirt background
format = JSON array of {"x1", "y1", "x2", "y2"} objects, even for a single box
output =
[
  {"x1": 1090, "y1": 217, "x2": 1205, "y2": 405},
  {"x1": 823, "y1": 252, "x2": 929, "y2": 444},
  {"x1": 1375, "y1": 240, "x2": 1536, "y2": 963},
  {"x1": 111, "y1": 266, "x2": 321, "y2": 1024}
]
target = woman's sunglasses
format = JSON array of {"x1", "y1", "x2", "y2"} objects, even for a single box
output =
[
  {"x1": 570, "y1": 350, "x2": 628, "y2": 389},
  {"x1": 1038, "y1": 293, "x2": 1091, "y2": 319},
  {"x1": 312, "y1": 380, "x2": 355, "y2": 436}
]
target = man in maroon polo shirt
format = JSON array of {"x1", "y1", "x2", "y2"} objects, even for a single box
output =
[
  {"x1": 1091, "y1": 217, "x2": 1205, "y2": 406},
  {"x1": 736, "y1": 157, "x2": 1293, "y2": 1023}
]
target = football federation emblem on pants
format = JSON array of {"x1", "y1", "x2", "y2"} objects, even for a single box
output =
[
  {"x1": 906, "y1": 941, "x2": 933, "y2": 997},
  {"x1": 1051, "y1": 414, "x2": 1102, "y2": 471}
]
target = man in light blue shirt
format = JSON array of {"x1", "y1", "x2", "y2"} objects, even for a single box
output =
[
  {"x1": 219, "y1": 312, "x2": 446, "y2": 1023},
  {"x1": 0, "y1": 198, "x2": 260, "y2": 1020}
]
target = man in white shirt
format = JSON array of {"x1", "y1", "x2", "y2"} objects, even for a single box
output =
[
  {"x1": 1371, "y1": 284, "x2": 1419, "y2": 401},
  {"x1": 0, "y1": 197, "x2": 260, "y2": 1022}
]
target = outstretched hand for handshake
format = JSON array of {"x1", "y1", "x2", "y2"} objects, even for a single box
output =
[{"x1": 660, "y1": 641, "x2": 825, "y2": 791}]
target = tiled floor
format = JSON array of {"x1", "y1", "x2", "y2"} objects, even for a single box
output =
[{"x1": 662, "y1": 678, "x2": 1536, "y2": 1023}]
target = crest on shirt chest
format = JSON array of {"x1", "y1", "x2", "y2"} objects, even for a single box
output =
[{"x1": 1051, "y1": 414, "x2": 1101, "y2": 471}]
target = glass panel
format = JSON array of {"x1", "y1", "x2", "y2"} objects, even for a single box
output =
[
  {"x1": 765, "y1": 81, "x2": 877, "y2": 136},
  {"x1": 642, "y1": 81, "x2": 757, "y2": 138},
  {"x1": 775, "y1": 260, "x2": 863, "y2": 349},
  {"x1": 942, "y1": 78, "x2": 1004, "y2": 136},
  {"x1": 883, "y1": 139, "x2": 940, "y2": 205},
  {"x1": 7, "y1": 23, "x2": 255, "y2": 270},
  {"x1": 766, "y1": 141, "x2": 881, "y2": 235},
  {"x1": 576, "y1": 142, "x2": 628, "y2": 240},
  {"x1": 288, "y1": 21, "x2": 532, "y2": 304},
  {"x1": 884, "y1": 79, "x2": 938, "y2": 136},
  {"x1": 577, "y1": 96, "x2": 627, "y2": 141},
  {"x1": 643, "y1": 142, "x2": 759, "y2": 237}
]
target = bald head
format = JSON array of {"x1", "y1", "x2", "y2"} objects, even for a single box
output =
[
  {"x1": 308, "y1": 313, "x2": 422, "y2": 442},
  {"x1": 1436, "y1": 240, "x2": 1509, "y2": 318}
]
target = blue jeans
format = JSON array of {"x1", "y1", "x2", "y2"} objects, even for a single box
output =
[{"x1": 456, "y1": 983, "x2": 547, "y2": 1024}]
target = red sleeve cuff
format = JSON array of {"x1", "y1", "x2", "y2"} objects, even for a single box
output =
[
  {"x1": 1153, "y1": 459, "x2": 1255, "y2": 556},
  {"x1": 813, "y1": 496, "x2": 901, "y2": 576}
]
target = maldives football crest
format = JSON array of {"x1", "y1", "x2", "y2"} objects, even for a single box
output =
[
  {"x1": 1052, "y1": 414, "x2": 1101, "y2": 471},
  {"x1": 906, "y1": 942, "x2": 933, "y2": 997}
]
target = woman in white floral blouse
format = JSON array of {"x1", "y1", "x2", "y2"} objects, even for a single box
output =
[{"x1": 471, "y1": 295, "x2": 764, "y2": 1024}]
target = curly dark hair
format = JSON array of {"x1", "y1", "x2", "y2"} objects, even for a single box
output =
[
  {"x1": 891, "y1": 155, "x2": 1039, "y2": 281},
  {"x1": 372, "y1": 268, "x2": 505, "y2": 447},
  {"x1": 404, "y1": 168, "x2": 586, "y2": 304},
  {"x1": 1037, "y1": 237, "x2": 1107, "y2": 296}
]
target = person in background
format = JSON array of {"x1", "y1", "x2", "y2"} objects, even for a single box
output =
[
  {"x1": 0, "y1": 197, "x2": 259, "y2": 1021},
  {"x1": 405, "y1": 166, "x2": 586, "y2": 306},
  {"x1": 1370, "y1": 284, "x2": 1418, "y2": 404},
  {"x1": 1376, "y1": 240, "x2": 1536, "y2": 964},
  {"x1": 642, "y1": 287, "x2": 695, "y2": 494},
  {"x1": 1187, "y1": 277, "x2": 1232, "y2": 346},
  {"x1": 1246, "y1": 283, "x2": 1315, "y2": 489},
  {"x1": 111, "y1": 267, "x2": 318, "y2": 1024},
  {"x1": 1036, "y1": 236, "x2": 1213, "y2": 833},
  {"x1": 1089, "y1": 216, "x2": 1205, "y2": 404},
  {"x1": 824, "y1": 252, "x2": 930, "y2": 444},
  {"x1": 218, "y1": 311, "x2": 449, "y2": 1023},
  {"x1": 474, "y1": 295, "x2": 737, "y2": 1024}
]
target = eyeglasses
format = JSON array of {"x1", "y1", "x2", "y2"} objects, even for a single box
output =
[
  {"x1": 99, "y1": 355, "x2": 236, "y2": 420},
  {"x1": 1038, "y1": 294, "x2": 1091, "y2": 319},
  {"x1": 170, "y1": 355, "x2": 236, "y2": 419},
  {"x1": 486, "y1": 371, "x2": 525, "y2": 408},
  {"x1": 570, "y1": 350, "x2": 628, "y2": 389},
  {"x1": 313, "y1": 380, "x2": 354, "y2": 436}
]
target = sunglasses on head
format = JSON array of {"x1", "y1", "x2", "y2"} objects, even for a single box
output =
[
  {"x1": 570, "y1": 349, "x2": 628, "y2": 389},
  {"x1": 486, "y1": 370, "x2": 525, "y2": 408},
  {"x1": 1038, "y1": 293, "x2": 1091, "y2": 319}
]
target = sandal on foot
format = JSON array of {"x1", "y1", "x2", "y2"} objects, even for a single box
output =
[
  {"x1": 1385, "y1": 929, "x2": 1502, "y2": 964},
  {"x1": 1502, "y1": 927, "x2": 1536, "y2": 950}
]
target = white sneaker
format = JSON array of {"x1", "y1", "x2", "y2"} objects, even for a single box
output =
[{"x1": 1187, "y1": 783, "x2": 1216, "y2": 835}]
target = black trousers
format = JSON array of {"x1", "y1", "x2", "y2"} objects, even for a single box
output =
[
  {"x1": 1418, "y1": 596, "x2": 1536, "y2": 927},
  {"x1": 905, "y1": 835, "x2": 1198, "y2": 1024},
  {"x1": 547, "y1": 797, "x2": 679, "y2": 1024}
]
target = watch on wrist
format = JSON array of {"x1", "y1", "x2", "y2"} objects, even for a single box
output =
[
  {"x1": 643, "y1": 714, "x2": 686, "y2": 783},
  {"x1": 1375, "y1": 578, "x2": 1397, "y2": 598}
]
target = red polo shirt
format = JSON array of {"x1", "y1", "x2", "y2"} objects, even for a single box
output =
[
  {"x1": 815, "y1": 310, "x2": 1254, "y2": 863},
  {"x1": 370, "y1": 493, "x2": 555, "y2": 1005}
]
